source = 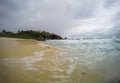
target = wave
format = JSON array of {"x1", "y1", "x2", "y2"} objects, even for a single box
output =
[{"x1": 113, "y1": 38, "x2": 120, "y2": 44}]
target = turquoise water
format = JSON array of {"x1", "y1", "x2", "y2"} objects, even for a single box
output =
[{"x1": 45, "y1": 38, "x2": 120, "y2": 83}]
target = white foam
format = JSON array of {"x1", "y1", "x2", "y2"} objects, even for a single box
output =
[
  {"x1": 66, "y1": 58, "x2": 77, "y2": 75},
  {"x1": 20, "y1": 52, "x2": 44, "y2": 70},
  {"x1": 50, "y1": 57, "x2": 77, "y2": 80},
  {"x1": 1, "y1": 51, "x2": 45, "y2": 70},
  {"x1": 37, "y1": 43, "x2": 51, "y2": 47},
  {"x1": 21, "y1": 52, "x2": 43, "y2": 64},
  {"x1": 51, "y1": 74, "x2": 69, "y2": 79}
]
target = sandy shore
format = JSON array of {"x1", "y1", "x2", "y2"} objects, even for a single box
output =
[
  {"x1": 0, "y1": 37, "x2": 112, "y2": 83},
  {"x1": 0, "y1": 37, "x2": 61, "y2": 83},
  {"x1": 0, "y1": 37, "x2": 59, "y2": 59}
]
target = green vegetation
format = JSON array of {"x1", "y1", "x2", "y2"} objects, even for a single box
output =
[{"x1": 0, "y1": 29, "x2": 63, "y2": 41}]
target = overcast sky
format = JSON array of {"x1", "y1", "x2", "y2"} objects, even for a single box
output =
[{"x1": 0, "y1": 0, "x2": 120, "y2": 37}]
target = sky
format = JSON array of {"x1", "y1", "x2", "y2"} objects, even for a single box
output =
[{"x1": 0, "y1": 0, "x2": 120, "y2": 37}]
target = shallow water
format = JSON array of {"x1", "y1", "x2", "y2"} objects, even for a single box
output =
[
  {"x1": 44, "y1": 38, "x2": 120, "y2": 83},
  {"x1": 0, "y1": 38, "x2": 120, "y2": 83}
]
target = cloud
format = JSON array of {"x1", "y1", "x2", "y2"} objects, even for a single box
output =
[
  {"x1": 0, "y1": 0, "x2": 120, "y2": 37},
  {"x1": 66, "y1": 0, "x2": 120, "y2": 36}
]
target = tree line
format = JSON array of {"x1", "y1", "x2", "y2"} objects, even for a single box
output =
[{"x1": 0, "y1": 29, "x2": 63, "y2": 41}]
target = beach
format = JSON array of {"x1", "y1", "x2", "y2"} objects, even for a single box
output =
[
  {"x1": 0, "y1": 37, "x2": 60, "y2": 83},
  {"x1": 0, "y1": 37, "x2": 120, "y2": 83},
  {"x1": 0, "y1": 37, "x2": 59, "y2": 58}
]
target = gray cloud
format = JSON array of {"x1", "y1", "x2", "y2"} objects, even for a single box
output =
[
  {"x1": 104, "y1": 0, "x2": 120, "y2": 8},
  {"x1": 0, "y1": 0, "x2": 120, "y2": 37}
]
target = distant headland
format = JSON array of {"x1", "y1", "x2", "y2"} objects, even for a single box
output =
[{"x1": 0, "y1": 29, "x2": 63, "y2": 41}]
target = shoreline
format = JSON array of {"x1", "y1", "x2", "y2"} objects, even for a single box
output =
[{"x1": 0, "y1": 37, "x2": 59, "y2": 59}]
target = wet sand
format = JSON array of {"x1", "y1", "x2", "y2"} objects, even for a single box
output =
[
  {"x1": 0, "y1": 37, "x2": 61, "y2": 83},
  {"x1": 0, "y1": 37, "x2": 59, "y2": 59},
  {"x1": 0, "y1": 37, "x2": 114, "y2": 83}
]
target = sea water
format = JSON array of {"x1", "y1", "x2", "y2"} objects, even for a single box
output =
[
  {"x1": 0, "y1": 38, "x2": 120, "y2": 83},
  {"x1": 44, "y1": 38, "x2": 120, "y2": 83}
]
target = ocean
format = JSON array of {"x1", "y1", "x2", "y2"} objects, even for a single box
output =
[{"x1": 0, "y1": 38, "x2": 120, "y2": 83}]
